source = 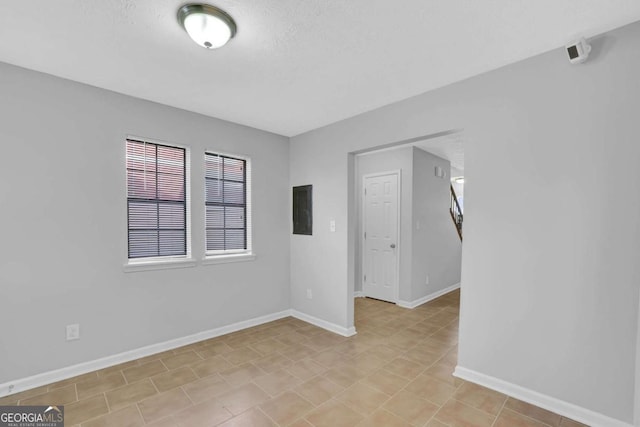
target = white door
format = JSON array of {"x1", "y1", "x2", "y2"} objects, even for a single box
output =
[{"x1": 362, "y1": 172, "x2": 399, "y2": 303}]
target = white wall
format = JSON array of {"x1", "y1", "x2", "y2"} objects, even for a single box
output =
[
  {"x1": 290, "y1": 21, "x2": 640, "y2": 424},
  {"x1": 0, "y1": 62, "x2": 290, "y2": 384},
  {"x1": 411, "y1": 148, "x2": 461, "y2": 300},
  {"x1": 355, "y1": 147, "x2": 413, "y2": 300}
]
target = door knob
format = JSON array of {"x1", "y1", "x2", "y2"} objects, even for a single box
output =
[{"x1": 390, "y1": 244, "x2": 396, "y2": 248}]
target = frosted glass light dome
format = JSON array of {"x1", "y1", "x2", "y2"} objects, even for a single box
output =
[{"x1": 178, "y1": 4, "x2": 237, "y2": 49}]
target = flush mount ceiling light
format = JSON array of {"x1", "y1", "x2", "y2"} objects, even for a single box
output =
[
  {"x1": 178, "y1": 4, "x2": 237, "y2": 49},
  {"x1": 453, "y1": 176, "x2": 465, "y2": 184}
]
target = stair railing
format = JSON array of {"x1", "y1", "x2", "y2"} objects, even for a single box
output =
[{"x1": 450, "y1": 185, "x2": 463, "y2": 241}]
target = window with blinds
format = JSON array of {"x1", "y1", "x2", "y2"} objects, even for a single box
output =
[
  {"x1": 205, "y1": 153, "x2": 248, "y2": 253},
  {"x1": 126, "y1": 139, "x2": 187, "y2": 259}
]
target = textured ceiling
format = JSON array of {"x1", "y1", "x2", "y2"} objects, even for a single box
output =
[
  {"x1": 0, "y1": 1, "x2": 639, "y2": 136},
  {"x1": 414, "y1": 134, "x2": 465, "y2": 172}
]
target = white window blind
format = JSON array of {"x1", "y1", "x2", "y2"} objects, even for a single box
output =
[
  {"x1": 205, "y1": 153, "x2": 248, "y2": 252},
  {"x1": 126, "y1": 139, "x2": 187, "y2": 259}
]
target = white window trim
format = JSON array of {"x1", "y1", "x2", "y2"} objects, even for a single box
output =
[
  {"x1": 124, "y1": 135, "x2": 193, "y2": 272},
  {"x1": 203, "y1": 150, "x2": 254, "y2": 262},
  {"x1": 124, "y1": 256, "x2": 197, "y2": 272},
  {"x1": 202, "y1": 253, "x2": 256, "y2": 265}
]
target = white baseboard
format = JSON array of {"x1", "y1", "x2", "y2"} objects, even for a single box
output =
[
  {"x1": 354, "y1": 291, "x2": 364, "y2": 298},
  {"x1": 0, "y1": 310, "x2": 291, "y2": 399},
  {"x1": 397, "y1": 282, "x2": 460, "y2": 309},
  {"x1": 637, "y1": 384, "x2": 640, "y2": 427},
  {"x1": 290, "y1": 310, "x2": 357, "y2": 337},
  {"x1": 635, "y1": 312, "x2": 640, "y2": 427},
  {"x1": 454, "y1": 366, "x2": 633, "y2": 427}
]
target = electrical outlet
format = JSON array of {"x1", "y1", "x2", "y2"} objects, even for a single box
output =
[
  {"x1": 306, "y1": 289, "x2": 313, "y2": 299},
  {"x1": 425, "y1": 274, "x2": 430, "y2": 285},
  {"x1": 66, "y1": 324, "x2": 80, "y2": 341},
  {"x1": 329, "y1": 219, "x2": 336, "y2": 232}
]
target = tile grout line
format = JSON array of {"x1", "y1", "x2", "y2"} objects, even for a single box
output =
[
  {"x1": 133, "y1": 402, "x2": 146, "y2": 425},
  {"x1": 254, "y1": 406, "x2": 281, "y2": 427},
  {"x1": 180, "y1": 385, "x2": 195, "y2": 406},
  {"x1": 289, "y1": 388, "x2": 319, "y2": 423},
  {"x1": 102, "y1": 391, "x2": 111, "y2": 413},
  {"x1": 490, "y1": 393, "x2": 509, "y2": 427},
  {"x1": 498, "y1": 406, "x2": 556, "y2": 427}
]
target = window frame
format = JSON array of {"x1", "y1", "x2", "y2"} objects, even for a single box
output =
[
  {"x1": 203, "y1": 150, "x2": 254, "y2": 264},
  {"x1": 124, "y1": 136, "x2": 194, "y2": 272}
]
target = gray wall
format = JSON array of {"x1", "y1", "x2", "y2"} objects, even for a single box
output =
[
  {"x1": 290, "y1": 21, "x2": 640, "y2": 424},
  {"x1": 355, "y1": 147, "x2": 413, "y2": 301},
  {"x1": 0, "y1": 62, "x2": 290, "y2": 383},
  {"x1": 411, "y1": 147, "x2": 461, "y2": 300}
]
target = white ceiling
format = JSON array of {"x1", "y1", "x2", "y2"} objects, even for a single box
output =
[
  {"x1": 1, "y1": 1, "x2": 639, "y2": 136},
  {"x1": 414, "y1": 134, "x2": 465, "y2": 172}
]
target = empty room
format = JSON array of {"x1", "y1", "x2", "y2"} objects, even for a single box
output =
[{"x1": 0, "y1": 1, "x2": 639, "y2": 426}]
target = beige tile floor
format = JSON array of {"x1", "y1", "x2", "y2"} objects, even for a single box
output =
[{"x1": 0, "y1": 289, "x2": 589, "y2": 426}]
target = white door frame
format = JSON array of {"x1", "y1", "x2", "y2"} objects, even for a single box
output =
[
  {"x1": 361, "y1": 169, "x2": 401, "y2": 303},
  {"x1": 635, "y1": 287, "x2": 640, "y2": 426}
]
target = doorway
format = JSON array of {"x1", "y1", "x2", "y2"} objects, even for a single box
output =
[{"x1": 352, "y1": 131, "x2": 463, "y2": 315}]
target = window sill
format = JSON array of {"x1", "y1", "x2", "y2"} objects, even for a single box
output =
[
  {"x1": 202, "y1": 253, "x2": 256, "y2": 265},
  {"x1": 123, "y1": 258, "x2": 198, "y2": 273}
]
